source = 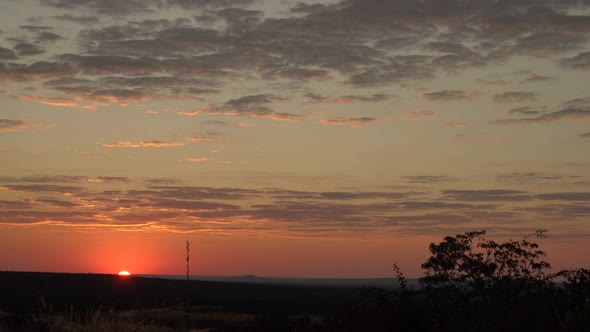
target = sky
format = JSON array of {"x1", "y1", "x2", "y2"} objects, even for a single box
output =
[{"x1": 0, "y1": 0, "x2": 589, "y2": 278}]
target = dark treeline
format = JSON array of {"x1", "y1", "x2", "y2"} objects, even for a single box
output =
[{"x1": 332, "y1": 230, "x2": 590, "y2": 332}]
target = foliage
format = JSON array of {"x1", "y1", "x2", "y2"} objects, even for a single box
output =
[
  {"x1": 420, "y1": 230, "x2": 552, "y2": 294},
  {"x1": 384, "y1": 229, "x2": 590, "y2": 332}
]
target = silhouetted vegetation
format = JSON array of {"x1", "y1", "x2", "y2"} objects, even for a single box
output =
[
  {"x1": 334, "y1": 230, "x2": 590, "y2": 332},
  {"x1": 1, "y1": 230, "x2": 588, "y2": 331}
]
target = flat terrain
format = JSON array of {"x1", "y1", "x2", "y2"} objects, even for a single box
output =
[{"x1": 0, "y1": 271, "x2": 364, "y2": 331}]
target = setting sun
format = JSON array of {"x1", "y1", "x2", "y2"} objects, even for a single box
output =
[{"x1": 118, "y1": 271, "x2": 131, "y2": 276}]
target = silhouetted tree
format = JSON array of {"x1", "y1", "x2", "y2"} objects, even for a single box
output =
[
  {"x1": 420, "y1": 230, "x2": 552, "y2": 295},
  {"x1": 418, "y1": 230, "x2": 558, "y2": 331}
]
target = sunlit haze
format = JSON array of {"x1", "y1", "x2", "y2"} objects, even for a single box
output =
[{"x1": 1, "y1": 0, "x2": 589, "y2": 278}]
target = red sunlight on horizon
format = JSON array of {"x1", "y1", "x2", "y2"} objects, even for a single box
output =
[{"x1": 0, "y1": 225, "x2": 587, "y2": 278}]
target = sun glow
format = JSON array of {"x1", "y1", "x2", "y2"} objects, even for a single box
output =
[{"x1": 118, "y1": 270, "x2": 131, "y2": 276}]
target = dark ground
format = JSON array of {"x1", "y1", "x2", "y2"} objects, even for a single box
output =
[
  {"x1": 3, "y1": 271, "x2": 588, "y2": 331},
  {"x1": 0, "y1": 271, "x2": 363, "y2": 331}
]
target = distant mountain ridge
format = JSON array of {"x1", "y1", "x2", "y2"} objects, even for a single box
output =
[{"x1": 136, "y1": 274, "x2": 420, "y2": 289}]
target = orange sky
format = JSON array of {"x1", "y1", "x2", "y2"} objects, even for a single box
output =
[
  {"x1": 1, "y1": 225, "x2": 587, "y2": 278},
  {"x1": 1, "y1": 0, "x2": 589, "y2": 278}
]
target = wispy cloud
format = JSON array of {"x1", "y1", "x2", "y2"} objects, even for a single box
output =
[
  {"x1": 186, "y1": 131, "x2": 225, "y2": 142},
  {"x1": 318, "y1": 117, "x2": 378, "y2": 128},
  {"x1": 101, "y1": 141, "x2": 186, "y2": 148},
  {"x1": 477, "y1": 79, "x2": 512, "y2": 85},
  {"x1": 497, "y1": 172, "x2": 580, "y2": 185},
  {"x1": 182, "y1": 158, "x2": 210, "y2": 163},
  {"x1": 493, "y1": 91, "x2": 537, "y2": 103},
  {"x1": 508, "y1": 107, "x2": 546, "y2": 115},
  {"x1": 404, "y1": 111, "x2": 435, "y2": 118},
  {"x1": 0, "y1": 119, "x2": 33, "y2": 132},
  {"x1": 422, "y1": 90, "x2": 480, "y2": 101},
  {"x1": 1, "y1": 173, "x2": 587, "y2": 236},
  {"x1": 304, "y1": 93, "x2": 390, "y2": 104},
  {"x1": 492, "y1": 109, "x2": 590, "y2": 125},
  {"x1": 560, "y1": 51, "x2": 590, "y2": 70},
  {"x1": 402, "y1": 176, "x2": 458, "y2": 184},
  {"x1": 202, "y1": 120, "x2": 251, "y2": 127},
  {"x1": 0, "y1": 47, "x2": 18, "y2": 60},
  {"x1": 444, "y1": 122, "x2": 466, "y2": 127},
  {"x1": 187, "y1": 94, "x2": 302, "y2": 122}
]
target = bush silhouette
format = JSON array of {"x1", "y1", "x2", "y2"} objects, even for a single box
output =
[{"x1": 379, "y1": 229, "x2": 590, "y2": 332}]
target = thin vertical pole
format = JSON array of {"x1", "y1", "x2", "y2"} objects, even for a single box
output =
[{"x1": 186, "y1": 241, "x2": 190, "y2": 281}]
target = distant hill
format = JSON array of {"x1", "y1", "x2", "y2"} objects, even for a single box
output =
[
  {"x1": 0, "y1": 271, "x2": 364, "y2": 314},
  {"x1": 136, "y1": 274, "x2": 420, "y2": 289}
]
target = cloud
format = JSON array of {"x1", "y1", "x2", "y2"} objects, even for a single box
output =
[
  {"x1": 267, "y1": 113, "x2": 305, "y2": 122},
  {"x1": 0, "y1": 119, "x2": 33, "y2": 132},
  {"x1": 398, "y1": 201, "x2": 495, "y2": 211},
  {"x1": 402, "y1": 176, "x2": 458, "y2": 184},
  {"x1": 36, "y1": 32, "x2": 62, "y2": 43},
  {"x1": 560, "y1": 51, "x2": 590, "y2": 70},
  {"x1": 37, "y1": 197, "x2": 80, "y2": 208},
  {"x1": 7, "y1": 0, "x2": 588, "y2": 117},
  {"x1": 58, "y1": 54, "x2": 163, "y2": 76},
  {"x1": 520, "y1": 74, "x2": 554, "y2": 83},
  {"x1": 318, "y1": 117, "x2": 377, "y2": 127},
  {"x1": 101, "y1": 141, "x2": 186, "y2": 148},
  {"x1": 522, "y1": 204, "x2": 590, "y2": 219},
  {"x1": 0, "y1": 61, "x2": 75, "y2": 81},
  {"x1": 432, "y1": 52, "x2": 487, "y2": 71},
  {"x1": 14, "y1": 43, "x2": 45, "y2": 56},
  {"x1": 1, "y1": 172, "x2": 589, "y2": 236},
  {"x1": 262, "y1": 67, "x2": 331, "y2": 81},
  {"x1": 562, "y1": 97, "x2": 590, "y2": 109},
  {"x1": 186, "y1": 131, "x2": 225, "y2": 142},
  {"x1": 404, "y1": 111, "x2": 435, "y2": 118},
  {"x1": 2, "y1": 175, "x2": 130, "y2": 184},
  {"x1": 193, "y1": 94, "x2": 301, "y2": 122},
  {"x1": 385, "y1": 213, "x2": 472, "y2": 226},
  {"x1": 443, "y1": 189, "x2": 531, "y2": 202},
  {"x1": 0, "y1": 47, "x2": 17, "y2": 60},
  {"x1": 507, "y1": 107, "x2": 546, "y2": 115},
  {"x1": 51, "y1": 14, "x2": 100, "y2": 24},
  {"x1": 444, "y1": 122, "x2": 466, "y2": 127},
  {"x1": 493, "y1": 91, "x2": 537, "y2": 103},
  {"x1": 347, "y1": 56, "x2": 435, "y2": 87},
  {"x1": 289, "y1": 2, "x2": 333, "y2": 14},
  {"x1": 536, "y1": 192, "x2": 590, "y2": 201},
  {"x1": 2, "y1": 184, "x2": 85, "y2": 194},
  {"x1": 40, "y1": 0, "x2": 158, "y2": 15},
  {"x1": 202, "y1": 120, "x2": 251, "y2": 127},
  {"x1": 182, "y1": 158, "x2": 210, "y2": 163},
  {"x1": 425, "y1": 41, "x2": 473, "y2": 55},
  {"x1": 0, "y1": 210, "x2": 104, "y2": 225},
  {"x1": 497, "y1": 172, "x2": 580, "y2": 185},
  {"x1": 514, "y1": 31, "x2": 587, "y2": 56},
  {"x1": 18, "y1": 95, "x2": 81, "y2": 108},
  {"x1": 19, "y1": 25, "x2": 52, "y2": 32},
  {"x1": 491, "y1": 99, "x2": 590, "y2": 124},
  {"x1": 477, "y1": 79, "x2": 512, "y2": 85},
  {"x1": 2, "y1": 1, "x2": 590, "y2": 236},
  {"x1": 304, "y1": 93, "x2": 390, "y2": 104},
  {"x1": 422, "y1": 90, "x2": 479, "y2": 101},
  {"x1": 222, "y1": 94, "x2": 285, "y2": 115},
  {"x1": 0, "y1": 200, "x2": 33, "y2": 209}
]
